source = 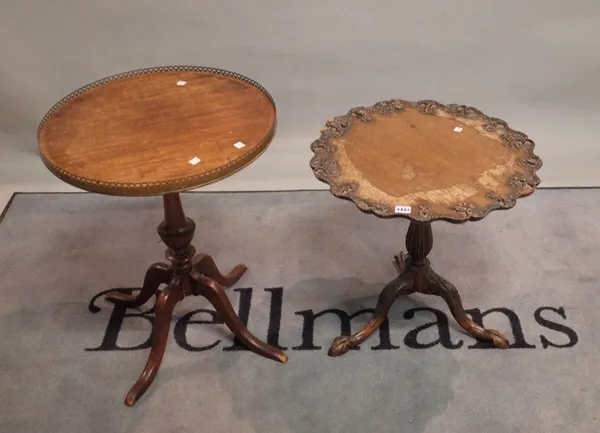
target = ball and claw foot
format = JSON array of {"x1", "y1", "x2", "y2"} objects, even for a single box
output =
[
  {"x1": 478, "y1": 328, "x2": 510, "y2": 349},
  {"x1": 327, "y1": 268, "x2": 415, "y2": 357},
  {"x1": 426, "y1": 268, "x2": 510, "y2": 349},
  {"x1": 328, "y1": 335, "x2": 359, "y2": 357}
]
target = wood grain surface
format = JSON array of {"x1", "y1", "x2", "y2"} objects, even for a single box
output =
[
  {"x1": 310, "y1": 99, "x2": 542, "y2": 222},
  {"x1": 37, "y1": 66, "x2": 277, "y2": 196}
]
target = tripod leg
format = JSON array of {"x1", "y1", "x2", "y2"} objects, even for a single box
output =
[
  {"x1": 424, "y1": 268, "x2": 509, "y2": 349},
  {"x1": 328, "y1": 267, "x2": 414, "y2": 357},
  {"x1": 192, "y1": 253, "x2": 246, "y2": 287},
  {"x1": 123, "y1": 282, "x2": 184, "y2": 406},
  {"x1": 105, "y1": 262, "x2": 172, "y2": 308},
  {"x1": 190, "y1": 270, "x2": 288, "y2": 363}
]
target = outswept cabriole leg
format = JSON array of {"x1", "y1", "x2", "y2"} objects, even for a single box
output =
[
  {"x1": 124, "y1": 282, "x2": 184, "y2": 407},
  {"x1": 105, "y1": 262, "x2": 172, "y2": 308},
  {"x1": 424, "y1": 268, "x2": 510, "y2": 349},
  {"x1": 190, "y1": 270, "x2": 288, "y2": 364},
  {"x1": 328, "y1": 260, "x2": 415, "y2": 357},
  {"x1": 192, "y1": 253, "x2": 247, "y2": 287}
]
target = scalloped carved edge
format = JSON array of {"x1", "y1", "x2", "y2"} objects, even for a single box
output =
[
  {"x1": 37, "y1": 65, "x2": 277, "y2": 196},
  {"x1": 309, "y1": 99, "x2": 543, "y2": 223}
]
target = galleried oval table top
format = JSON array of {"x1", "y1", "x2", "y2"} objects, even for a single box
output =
[
  {"x1": 36, "y1": 66, "x2": 288, "y2": 407},
  {"x1": 37, "y1": 66, "x2": 277, "y2": 196},
  {"x1": 309, "y1": 99, "x2": 542, "y2": 223}
]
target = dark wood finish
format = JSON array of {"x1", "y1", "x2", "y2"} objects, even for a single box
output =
[
  {"x1": 37, "y1": 66, "x2": 277, "y2": 196},
  {"x1": 36, "y1": 66, "x2": 284, "y2": 407},
  {"x1": 105, "y1": 192, "x2": 288, "y2": 406},
  {"x1": 310, "y1": 99, "x2": 538, "y2": 357},
  {"x1": 310, "y1": 99, "x2": 542, "y2": 223},
  {"x1": 328, "y1": 222, "x2": 510, "y2": 356}
]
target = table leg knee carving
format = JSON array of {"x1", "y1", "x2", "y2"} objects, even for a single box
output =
[
  {"x1": 424, "y1": 268, "x2": 509, "y2": 349},
  {"x1": 328, "y1": 269, "x2": 415, "y2": 356}
]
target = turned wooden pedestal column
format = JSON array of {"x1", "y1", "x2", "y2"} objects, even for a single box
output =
[{"x1": 105, "y1": 193, "x2": 287, "y2": 406}]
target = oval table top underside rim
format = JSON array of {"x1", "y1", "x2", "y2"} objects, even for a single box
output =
[{"x1": 37, "y1": 65, "x2": 278, "y2": 197}]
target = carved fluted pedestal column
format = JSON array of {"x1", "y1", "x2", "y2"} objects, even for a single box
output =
[{"x1": 328, "y1": 221, "x2": 510, "y2": 356}]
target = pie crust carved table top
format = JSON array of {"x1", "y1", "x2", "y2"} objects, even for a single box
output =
[
  {"x1": 37, "y1": 66, "x2": 277, "y2": 196},
  {"x1": 310, "y1": 99, "x2": 543, "y2": 223}
]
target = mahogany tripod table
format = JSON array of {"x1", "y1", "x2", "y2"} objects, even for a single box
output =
[
  {"x1": 37, "y1": 66, "x2": 287, "y2": 406},
  {"x1": 309, "y1": 99, "x2": 542, "y2": 356}
]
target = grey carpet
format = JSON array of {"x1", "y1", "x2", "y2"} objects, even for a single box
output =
[{"x1": 0, "y1": 190, "x2": 599, "y2": 433}]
